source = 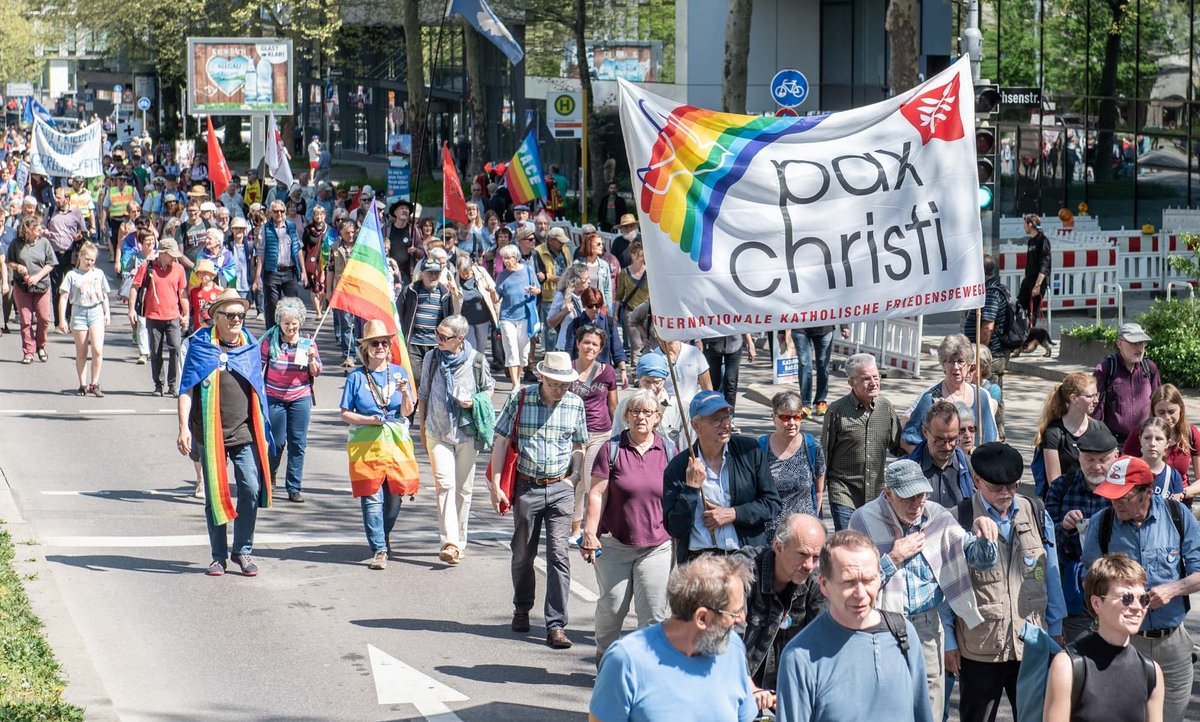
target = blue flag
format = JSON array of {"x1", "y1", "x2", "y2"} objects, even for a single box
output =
[
  {"x1": 447, "y1": 0, "x2": 524, "y2": 65},
  {"x1": 22, "y1": 97, "x2": 56, "y2": 128}
]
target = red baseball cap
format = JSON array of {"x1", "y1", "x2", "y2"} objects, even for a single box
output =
[{"x1": 1093, "y1": 456, "x2": 1154, "y2": 499}]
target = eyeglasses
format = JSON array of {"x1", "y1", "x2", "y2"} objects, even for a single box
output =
[
  {"x1": 714, "y1": 607, "x2": 746, "y2": 621},
  {"x1": 959, "y1": 426, "x2": 977, "y2": 435},
  {"x1": 1107, "y1": 592, "x2": 1151, "y2": 608},
  {"x1": 776, "y1": 413, "x2": 804, "y2": 422},
  {"x1": 218, "y1": 311, "x2": 246, "y2": 321},
  {"x1": 1080, "y1": 392, "x2": 1100, "y2": 399},
  {"x1": 272, "y1": 209, "x2": 286, "y2": 214},
  {"x1": 368, "y1": 340, "x2": 390, "y2": 349},
  {"x1": 931, "y1": 434, "x2": 960, "y2": 446},
  {"x1": 628, "y1": 408, "x2": 658, "y2": 417},
  {"x1": 436, "y1": 331, "x2": 459, "y2": 342},
  {"x1": 943, "y1": 359, "x2": 968, "y2": 367}
]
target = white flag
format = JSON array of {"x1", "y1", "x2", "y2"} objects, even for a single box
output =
[
  {"x1": 618, "y1": 56, "x2": 985, "y2": 341},
  {"x1": 266, "y1": 113, "x2": 293, "y2": 186}
]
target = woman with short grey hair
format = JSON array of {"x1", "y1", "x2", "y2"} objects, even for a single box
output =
[
  {"x1": 900, "y1": 333, "x2": 997, "y2": 448},
  {"x1": 259, "y1": 296, "x2": 321, "y2": 502},
  {"x1": 761, "y1": 390, "x2": 825, "y2": 539},
  {"x1": 955, "y1": 402, "x2": 977, "y2": 454},
  {"x1": 417, "y1": 314, "x2": 495, "y2": 565}
]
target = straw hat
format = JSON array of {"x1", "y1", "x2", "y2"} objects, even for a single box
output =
[
  {"x1": 193, "y1": 259, "x2": 216, "y2": 277},
  {"x1": 206, "y1": 288, "x2": 250, "y2": 317},
  {"x1": 536, "y1": 351, "x2": 579, "y2": 382},
  {"x1": 358, "y1": 319, "x2": 395, "y2": 345},
  {"x1": 617, "y1": 213, "x2": 639, "y2": 230},
  {"x1": 155, "y1": 239, "x2": 183, "y2": 258}
]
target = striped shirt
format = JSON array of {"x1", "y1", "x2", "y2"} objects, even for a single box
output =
[
  {"x1": 820, "y1": 392, "x2": 903, "y2": 508},
  {"x1": 410, "y1": 284, "x2": 446, "y2": 346},
  {"x1": 259, "y1": 337, "x2": 322, "y2": 402},
  {"x1": 495, "y1": 384, "x2": 588, "y2": 478}
]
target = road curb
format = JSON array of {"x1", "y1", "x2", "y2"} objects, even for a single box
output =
[{"x1": 0, "y1": 465, "x2": 118, "y2": 721}]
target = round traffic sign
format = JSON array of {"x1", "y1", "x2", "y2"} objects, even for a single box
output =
[
  {"x1": 122, "y1": 89, "x2": 134, "y2": 104},
  {"x1": 552, "y1": 94, "x2": 576, "y2": 117},
  {"x1": 770, "y1": 69, "x2": 809, "y2": 108},
  {"x1": 775, "y1": 107, "x2": 798, "y2": 117},
  {"x1": 137, "y1": 96, "x2": 151, "y2": 111},
  {"x1": 113, "y1": 84, "x2": 123, "y2": 94}
]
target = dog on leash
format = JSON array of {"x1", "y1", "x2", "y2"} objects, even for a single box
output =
[{"x1": 1011, "y1": 327, "x2": 1054, "y2": 357}]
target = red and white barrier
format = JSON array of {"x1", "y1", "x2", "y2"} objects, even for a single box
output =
[{"x1": 998, "y1": 240, "x2": 1119, "y2": 311}]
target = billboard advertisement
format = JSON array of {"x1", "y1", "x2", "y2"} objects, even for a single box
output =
[{"x1": 186, "y1": 37, "x2": 294, "y2": 116}]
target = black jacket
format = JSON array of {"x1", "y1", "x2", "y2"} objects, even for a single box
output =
[
  {"x1": 735, "y1": 544, "x2": 825, "y2": 690},
  {"x1": 662, "y1": 434, "x2": 781, "y2": 565}
]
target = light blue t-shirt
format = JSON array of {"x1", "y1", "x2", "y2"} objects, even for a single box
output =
[
  {"x1": 590, "y1": 623, "x2": 757, "y2": 722},
  {"x1": 689, "y1": 445, "x2": 741, "y2": 552},
  {"x1": 495, "y1": 266, "x2": 533, "y2": 322}
]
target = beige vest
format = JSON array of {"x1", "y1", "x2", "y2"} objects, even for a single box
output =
[{"x1": 955, "y1": 496, "x2": 1049, "y2": 663}]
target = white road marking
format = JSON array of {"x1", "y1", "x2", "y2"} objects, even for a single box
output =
[
  {"x1": 40, "y1": 529, "x2": 513, "y2": 548},
  {"x1": 81, "y1": 409, "x2": 137, "y2": 414},
  {"x1": 40, "y1": 490, "x2": 186, "y2": 497},
  {"x1": 367, "y1": 644, "x2": 467, "y2": 719},
  {"x1": 0, "y1": 409, "x2": 58, "y2": 414},
  {"x1": 534, "y1": 555, "x2": 600, "y2": 603}
]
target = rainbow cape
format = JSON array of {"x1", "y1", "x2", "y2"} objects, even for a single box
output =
[
  {"x1": 504, "y1": 129, "x2": 548, "y2": 205},
  {"x1": 188, "y1": 248, "x2": 239, "y2": 289},
  {"x1": 178, "y1": 327, "x2": 274, "y2": 526},
  {"x1": 327, "y1": 206, "x2": 414, "y2": 380}
]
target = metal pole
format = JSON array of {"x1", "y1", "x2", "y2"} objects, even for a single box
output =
[
  {"x1": 581, "y1": 85, "x2": 589, "y2": 225},
  {"x1": 663, "y1": 343, "x2": 716, "y2": 547}
]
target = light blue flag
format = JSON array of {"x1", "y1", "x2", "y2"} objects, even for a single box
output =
[
  {"x1": 447, "y1": 0, "x2": 524, "y2": 65},
  {"x1": 22, "y1": 97, "x2": 56, "y2": 128}
]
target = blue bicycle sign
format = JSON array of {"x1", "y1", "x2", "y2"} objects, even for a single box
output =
[{"x1": 771, "y1": 69, "x2": 809, "y2": 108}]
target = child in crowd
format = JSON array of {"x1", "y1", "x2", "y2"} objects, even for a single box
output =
[
  {"x1": 1137, "y1": 416, "x2": 1184, "y2": 500},
  {"x1": 187, "y1": 259, "x2": 221, "y2": 333},
  {"x1": 1122, "y1": 383, "x2": 1200, "y2": 500}
]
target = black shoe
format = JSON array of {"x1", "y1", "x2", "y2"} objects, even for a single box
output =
[
  {"x1": 153, "y1": 387, "x2": 164, "y2": 397},
  {"x1": 287, "y1": 491, "x2": 304, "y2": 503},
  {"x1": 169, "y1": 388, "x2": 179, "y2": 398},
  {"x1": 75, "y1": 386, "x2": 87, "y2": 396},
  {"x1": 521, "y1": 369, "x2": 537, "y2": 383},
  {"x1": 511, "y1": 611, "x2": 531, "y2": 633}
]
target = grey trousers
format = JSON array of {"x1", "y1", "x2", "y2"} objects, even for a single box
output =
[
  {"x1": 511, "y1": 478, "x2": 574, "y2": 630},
  {"x1": 1130, "y1": 625, "x2": 1194, "y2": 722},
  {"x1": 911, "y1": 608, "x2": 945, "y2": 722},
  {"x1": 592, "y1": 536, "x2": 671, "y2": 658}
]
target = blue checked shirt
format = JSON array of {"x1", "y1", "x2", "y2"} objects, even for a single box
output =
[
  {"x1": 1082, "y1": 495, "x2": 1200, "y2": 631},
  {"x1": 495, "y1": 384, "x2": 588, "y2": 478},
  {"x1": 1046, "y1": 470, "x2": 1112, "y2": 561}
]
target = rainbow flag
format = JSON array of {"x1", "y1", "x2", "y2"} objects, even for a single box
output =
[
  {"x1": 327, "y1": 207, "x2": 414, "y2": 379},
  {"x1": 504, "y1": 129, "x2": 548, "y2": 205},
  {"x1": 346, "y1": 422, "x2": 420, "y2": 498}
]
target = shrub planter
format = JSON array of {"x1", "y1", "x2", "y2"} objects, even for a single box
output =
[{"x1": 1058, "y1": 336, "x2": 1109, "y2": 367}]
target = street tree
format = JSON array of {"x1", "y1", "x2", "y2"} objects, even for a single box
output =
[
  {"x1": 721, "y1": 0, "x2": 752, "y2": 113},
  {"x1": 886, "y1": 0, "x2": 919, "y2": 95},
  {"x1": 0, "y1": 0, "x2": 42, "y2": 90}
]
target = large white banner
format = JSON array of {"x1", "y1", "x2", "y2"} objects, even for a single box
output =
[
  {"x1": 30, "y1": 119, "x2": 103, "y2": 178},
  {"x1": 618, "y1": 57, "x2": 986, "y2": 341}
]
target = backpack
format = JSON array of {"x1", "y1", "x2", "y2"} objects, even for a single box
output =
[
  {"x1": 606, "y1": 433, "x2": 678, "y2": 474},
  {"x1": 996, "y1": 283, "x2": 1031, "y2": 351},
  {"x1": 957, "y1": 494, "x2": 1050, "y2": 548},
  {"x1": 759, "y1": 434, "x2": 820, "y2": 510},
  {"x1": 1031, "y1": 447, "x2": 1048, "y2": 498},
  {"x1": 1096, "y1": 500, "x2": 1190, "y2": 611},
  {"x1": 879, "y1": 609, "x2": 910, "y2": 656}
]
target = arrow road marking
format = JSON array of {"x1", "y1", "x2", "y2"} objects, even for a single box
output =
[{"x1": 368, "y1": 644, "x2": 467, "y2": 720}]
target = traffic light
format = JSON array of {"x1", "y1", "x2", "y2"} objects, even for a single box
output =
[
  {"x1": 976, "y1": 126, "x2": 996, "y2": 210},
  {"x1": 974, "y1": 84, "x2": 1000, "y2": 210}
]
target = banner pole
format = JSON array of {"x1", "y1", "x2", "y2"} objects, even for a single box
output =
[
  {"x1": 975, "y1": 309, "x2": 983, "y2": 446},
  {"x1": 664, "y1": 341, "x2": 717, "y2": 547},
  {"x1": 310, "y1": 302, "x2": 333, "y2": 339}
]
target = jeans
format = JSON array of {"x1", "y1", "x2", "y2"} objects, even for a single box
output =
[
  {"x1": 268, "y1": 395, "x2": 313, "y2": 494},
  {"x1": 703, "y1": 348, "x2": 742, "y2": 415},
  {"x1": 792, "y1": 328, "x2": 834, "y2": 406},
  {"x1": 829, "y1": 501, "x2": 855, "y2": 531},
  {"x1": 13, "y1": 286, "x2": 51, "y2": 358},
  {"x1": 539, "y1": 300, "x2": 558, "y2": 350},
  {"x1": 263, "y1": 269, "x2": 300, "y2": 330},
  {"x1": 332, "y1": 309, "x2": 359, "y2": 359},
  {"x1": 592, "y1": 537, "x2": 671, "y2": 658},
  {"x1": 426, "y1": 438, "x2": 480, "y2": 549},
  {"x1": 360, "y1": 484, "x2": 404, "y2": 554},
  {"x1": 146, "y1": 318, "x2": 182, "y2": 391},
  {"x1": 466, "y1": 321, "x2": 492, "y2": 364},
  {"x1": 511, "y1": 479, "x2": 574, "y2": 630},
  {"x1": 409, "y1": 343, "x2": 433, "y2": 387},
  {"x1": 1131, "y1": 625, "x2": 1194, "y2": 722},
  {"x1": 204, "y1": 443, "x2": 261, "y2": 560},
  {"x1": 133, "y1": 315, "x2": 149, "y2": 356}
]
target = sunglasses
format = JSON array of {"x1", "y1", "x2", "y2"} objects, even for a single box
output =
[
  {"x1": 776, "y1": 413, "x2": 804, "y2": 422},
  {"x1": 218, "y1": 311, "x2": 246, "y2": 321},
  {"x1": 1107, "y1": 592, "x2": 1151, "y2": 608},
  {"x1": 368, "y1": 340, "x2": 390, "y2": 349},
  {"x1": 585, "y1": 303, "x2": 604, "y2": 310},
  {"x1": 436, "y1": 331, "x2": 458, "y2": 342}
]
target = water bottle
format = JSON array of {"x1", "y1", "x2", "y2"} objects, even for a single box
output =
[
  {"x1": 256, "y1": 58, "x2": 274, "y2": 104},
  {"x1": 244, "y1": 69, "x2": 258, "y2": 104}
]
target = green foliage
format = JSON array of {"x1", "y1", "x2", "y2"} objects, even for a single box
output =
[
  {"x1": 0, "y1": 531, "x2": 85, "y2": 722},
  {"x1": 1062, "y1": 323, "x2": 1118, "y2": 345},
  {"x1": 0, "y1": 0, "x2": 42, "y2": 88},
  {"x1": 1166, "y1": 233, "x2": 1200, "y2": 282},
  {"x1": 1137, "y1": 298, "x2": 1200, "y2": 388}
]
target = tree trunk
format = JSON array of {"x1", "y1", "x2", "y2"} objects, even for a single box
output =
[
  {"x1": 574, "y1": 0, "x2": 602, "y2": 221},
  {"x1": 404, "y1": 0, "x2": 430, "y2": 183},
  {"x1": 1092, "y1": 0, "x2": 1125, "y2": 182},
  {"x1": 885, "y1": 0, "x2": 920, "y2": 96},
  {"x1": 721, "y1": 0, "x2": 753, "y2": 113},
  {"x1": 463, "y1": 23, "x2": 489, "y2": 178}
]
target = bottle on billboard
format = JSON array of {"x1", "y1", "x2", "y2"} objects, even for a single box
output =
[
  {"x1": 256, "y1": 58, "x2": 274, "y2": 104},
  {"x1": 244, "y1": 68, "x2": 259, "y2": 104}
]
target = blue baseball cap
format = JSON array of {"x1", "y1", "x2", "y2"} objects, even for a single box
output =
[
  {"x1": 636, "y1": 353, "x2": 669, "y2": 379},
  {"x1": 689, "y1": 390, "x2": 732, "y2": 418}
]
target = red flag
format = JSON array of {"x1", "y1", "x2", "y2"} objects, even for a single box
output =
[
  {"x1": 206, "y1": 117, "x2": 232, "y2": 200},
  {"x1": 442, "y1": 142, "x2": 468, "y2": 225}
]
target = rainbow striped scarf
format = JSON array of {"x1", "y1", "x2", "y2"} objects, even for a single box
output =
[{"x1": 180, "y1": 327, "x2": 274, "y2": 526}]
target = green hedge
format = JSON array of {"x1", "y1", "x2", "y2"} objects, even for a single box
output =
[{"x1": 1065, "y1": 298, "x2": 1200, "y2": 388}]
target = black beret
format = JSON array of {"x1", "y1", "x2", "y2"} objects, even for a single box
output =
[
  {"x1": 971, "y1": 442, "x2": 1024, "y2": 485},
  {"x1": 1076, "y1": 423, "x2": 1118, "y2": 453}
]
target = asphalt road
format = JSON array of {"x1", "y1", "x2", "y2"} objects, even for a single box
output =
[{"x1": 2, "y1": 284, "x2": 1198, "y2": 721}]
